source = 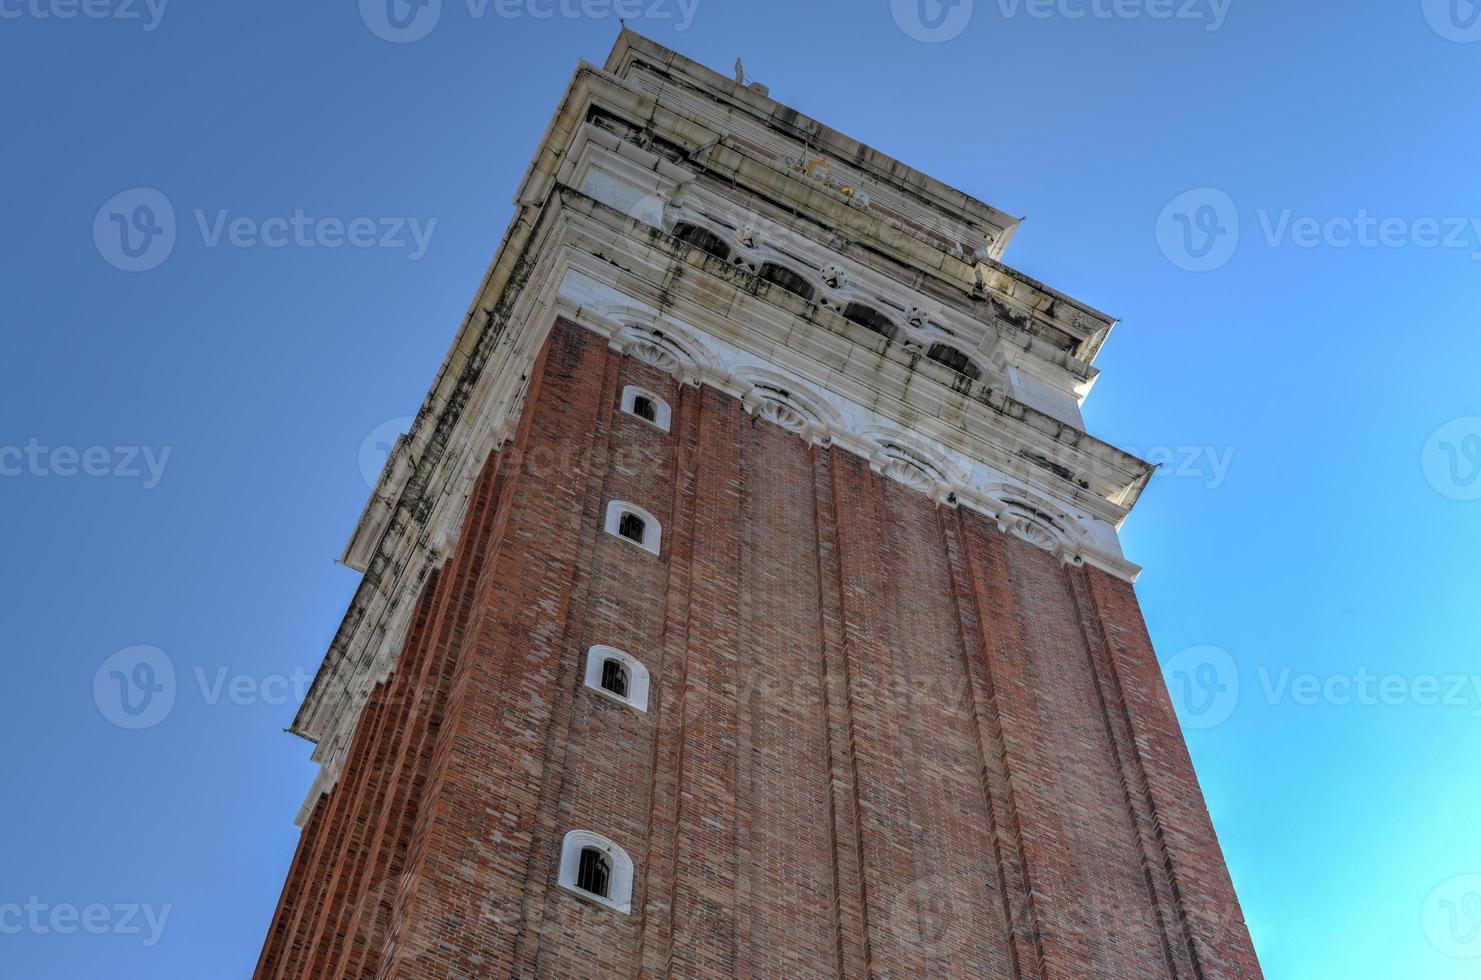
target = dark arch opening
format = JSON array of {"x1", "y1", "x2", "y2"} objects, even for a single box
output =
[
  {"x1": 758, "y1": 263, "x2": 815, "y2": 302},
  {"x1": 672, "y1": 222, "x2": 731, "y2": 261},
  {"x1": 617, "y1": 512, "x2": 647, "y2": 544},
  {"x1": 843, "y1": 302, "x2": 898, "y2": 340},
  {"x1": 576, "y1": 847, "x2": 611, "y2": 897},
  {"x1": 600, "y1": 659, "x2": 630, "y2": 698},
  {"x1": 926, "y1": 343, "x2": 982, "y2": 382}
]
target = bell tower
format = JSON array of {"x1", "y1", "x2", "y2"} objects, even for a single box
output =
[{"x1": 256, "y1": 30, "x2": 1261, "y2": 979}]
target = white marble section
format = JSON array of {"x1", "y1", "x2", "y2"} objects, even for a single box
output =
[{"x1": 559, "y1": 269, "x2": 1131, "y2": 577}]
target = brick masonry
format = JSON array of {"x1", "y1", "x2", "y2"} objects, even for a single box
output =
[{"x1": 255, "y1": 319, "x2": 1261, "y2": 979}]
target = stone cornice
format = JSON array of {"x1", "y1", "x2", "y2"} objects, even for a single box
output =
[
  {"x1": 604, "y1": 29, "x2": 1021, "y2": 258},
  {"x1": 563, "y1": 119, "x2": 1103, "y2": 408},
  {"x1": 548, "y1": 190, "x2": 1149, "y2": 525},
  {"x1": 512, "y1": 52, "x2": 1115, "y2": 365}
]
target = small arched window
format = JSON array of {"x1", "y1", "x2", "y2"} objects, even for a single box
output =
[
  {"x1": 758, "y1": 263, "x2": 815, "y2": 302},
  {"x1": 620, "y1": 385, "x2": 671, "y2": 431},
  {"x1": 601, "y1": 658, "x2": 629, "y2": 697},
  {"x1": 584, "y1": 646, "x2": 650, "y2": 711},
  {"x1": 605, "y1": 501, "x2": 662, "y2": 555},
  {"x1": 577, "y1": 847, "x2": 611, "y2": 897},
  {"x1": 619, "y1": 513, "x2": 646, "y2": 542},
  {"x1": 843, "y1": 302, "x2": 898, "y2": 341},
  {"x1": 926, "y1": 343, "x2": 983, "y2": 382},
  {"x1": 672, "y1": 222, "x2": 732, "y2": 261},
  {"x1": 558, "y1": 830, "x2": 634, "y2": 913}
]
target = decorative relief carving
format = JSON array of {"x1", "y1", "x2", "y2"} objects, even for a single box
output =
[
  {"x1": 630, "y1": 341, "x2": 679, "y2": 373},
  {"x1": 883, "y1": 456, "x2": 937, "y2": 492},
  {"x1": 1007, "y1": 517, "x2": 1057, "y2": 552},
  {"x1": 993, "y1": 499, "x2": 1086, "y2": 567},
  {"x1": 873, "y1": 440, "x2": 949, "y2": 496},
  {"x1": 755, "y1": 397, "x2": 809, "y2": 434},
  {"x1": 607, "y1": 318, "x2": 723, "y2": 387}
]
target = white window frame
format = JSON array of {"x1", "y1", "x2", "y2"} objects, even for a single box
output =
[
  {"x1": 583, "y1": 646, "x2": 651, "y2": 712},
  {"x1": 604, "y1": 501, "x2": 661, "y2": 555},
  {"x1": 558, "y1": 830, "x2": 634, "y2": 914},
  {"x1": 620, "y1": 385, "x2": 672, "y2": 432}
]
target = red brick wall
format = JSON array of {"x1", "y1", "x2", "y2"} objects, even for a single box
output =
[{"x1": 256, "y1": 318, "x2": 1261, "y2": 979}]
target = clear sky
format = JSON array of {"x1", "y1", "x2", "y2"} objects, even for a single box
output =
[{"x1": 3, "y1": 2, "x2": 1479, "y2": 977}]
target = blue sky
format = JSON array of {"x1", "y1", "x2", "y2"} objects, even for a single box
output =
[{"x1": 3, "y1": 1, "x2": 1479, "y2": 977}]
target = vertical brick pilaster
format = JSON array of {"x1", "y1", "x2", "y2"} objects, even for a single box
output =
[
  {"x1": 809, "y1": 446, "x2": 871, "y2": 980},
  {"x1": 1082, "y1": 571, "x2": 1263, "y2": 980},
  {"x1": 955, "y1": 518, "x2": 1090, "y2": 978},
  {"x1": 1063, "y1": 565, "x2": 1195, "y2": 979},
  {"x1": 663, "y1": 384, "x2": 745, "y2": 977},
  {"x1": 938, "y1": 506, "x2": 1034, "y2": 978}
]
